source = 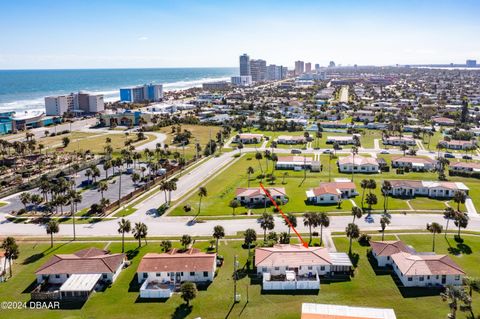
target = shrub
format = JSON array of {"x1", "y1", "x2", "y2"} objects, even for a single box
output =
[{"x1": 358, "y1": 233, "x2": 371, "y2": 246}]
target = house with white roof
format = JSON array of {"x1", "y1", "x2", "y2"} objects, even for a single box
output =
[
  {"x1": 137, "y1": 248, "x2": 216, "y2": 299},
  {"x1": 337, "y1": 155, "x2": 379, "y2": 173},
  {"x1": 370, "y1": 241, "x2": 416, "y2": 267},
  {"x1": 276, "y1": 135, "x2": 306, "y2": 144},
  {"x1": 382, "y1": 135, "x2": 416, "y2": 146},
  {"x1": 275, "y1": 156, "x2": 321, "y2": 171},
  {"x1": 439, "y1": 139, "x2": 477, "y2": 150},
  {"x1": 235, "y1": 187, "x2": 287, "y2": 206},
  {"x1": 234, "y1": 133, "x2": 263, "y2": 144},
  {"x1": 391, "y1": 156, "x2": 437, "y2": 172},
  {"x1": 255, "y1": 244, "x2": 352, "y2": 290},
  {"x1": 301, "y1": 303, "x2": 397, "y2": 319},
  {"x1": 386, "y1": 180, "x2": 469, "y2": 198},
  {"x1": 326, "y1": 135, "x2": 358, "y2": 145},
  {"x1": 306, "y1": 181, "x2": 358, "y2": 204}
]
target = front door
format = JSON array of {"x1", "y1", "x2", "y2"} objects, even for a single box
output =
[
  {"x1": 176, "y1": 272, "x2": 181, "y2": 284},
  {"x1": 442, "y1": 275, "x2": 447, "y2": 284}
]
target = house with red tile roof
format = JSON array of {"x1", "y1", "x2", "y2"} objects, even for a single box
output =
[
  {"x1": 382, "y1": 135, "x2": 416, "y2": 146},
  {"x1": 137, "y1": 248, "x2": 216, "y2": 298},
  {"x1": 449, "y1": 161, "x2": 480, "y2": 175},
  {"x1": 306, "y1": 181, "x2": 357, "y2": 204},
  {"x1": 391, "y1": 252, "x2": 465, "y2": 287},
  {"x1": 275, "y1": 156, "x2": 321, "y2": 171},
  {"x1": 276, "y1": 135, "x2": 306, "y2": 144},
  {"x1": 337, "y1": 155, "x2": 379, "y2": 173},
  {"x1": 235, "y1": 187, "x2": 287, "y2": 206},
  {"x1": 255, "y1": 244, "x2": 352, "y2": 290},
  {"x1": 33, "y1": 248, "x2": 125, "y2": 300},
  {"x1": 433, "y1": 117, "x2": 455, "y2": 126},
  {"x1": 370, "y1": 241, "x2": 416, "y2": 267},
  {"x1": 234, "y1": 133, "x2": 263, "y2": 144},
  {"x1": 439, "y1": 139, "x2": 477, "y2": 150},
  {"x1": 387, "y1": 180, "x2": 469, "y2": 198}
]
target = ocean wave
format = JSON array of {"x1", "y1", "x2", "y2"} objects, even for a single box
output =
[{"x1": 0, "y1": 76, "x2": 231, "y2": 113}]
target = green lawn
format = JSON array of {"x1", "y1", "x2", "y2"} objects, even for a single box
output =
[
  {"x1": 408, "y1": 197, "x2": 447, "y2": 210},
  {"x1": 2, "y1": 234, "x2": 479, "y2": 319},
  {"x1": 157, "y1": 124, "x2": 223, "y2": 146}
]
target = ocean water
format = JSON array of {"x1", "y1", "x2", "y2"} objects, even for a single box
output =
[{"x1": 0, "y1": 67, "x2": 237, "y2": 113}]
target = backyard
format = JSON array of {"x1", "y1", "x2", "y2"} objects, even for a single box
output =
[{"x1": 0, "y1": 233, "x2": 479, "y2": 319}]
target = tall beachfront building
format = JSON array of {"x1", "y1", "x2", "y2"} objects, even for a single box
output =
[
  {"x1": 120, "y1": 84, "x2": 163, "y2": 103},
  {"x1": 250, "y1": 59, "x2": 267, "y2": 82},
  {"x1": 231, "y1": 75, "x2": 252, "y2": 86},
  {"x1": 267, "y1": 65, "x2": 287, "y2": 81},
  {"x1": 45, "y1": 92, "x2": 104, "y2": 116},
  {"x1": 239, "y1": 54, "x2": 251, "y2": 76},
  {"x1": 305, "y1": 62, "x2": 312, "y2": 73},
  {"x1": 295, "y1": 61, "x2": 305, "y2": 75}
]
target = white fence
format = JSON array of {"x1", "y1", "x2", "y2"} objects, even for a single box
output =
[
  {"x1": 139, "y1": 280, "x2": 173, "y2": 299},
  {"x1": 262, "y1": 274, "x2": 320, "y2": 290}
]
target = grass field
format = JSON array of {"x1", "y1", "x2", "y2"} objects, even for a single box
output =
[
  {"x1": 1, "y1": 234, "x2": 479, "y2": 319},
  {"x1": 170, "y1": 152, "x2": 477, "y2": 217},
  {"x1": 61, "y1": 133, "x2": 156, "y2": 154},
  {"x1": 39, "y1": 131, "x2": 98, "y2": 148}
]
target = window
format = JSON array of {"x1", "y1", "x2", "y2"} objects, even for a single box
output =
[
  {"x1": 320, "y1": 266, "x2": 325, "y2": 271},
  {"x1": 274, "y1": 267, "x2": 279, "y2": 271},
  {"x1": 55, "y1": 274, "x2": 60, "y2": 279},
  {"x1": 262, "y1": 267, "x2": 267, "y2": 272},
  {"x1": 330, "y1": 196, "x2": 334, "y2": 201},
  {"x1": 143, "y1": 273, "x2": 148, "y2": 279},
  {"x1": 387, "y1": 256, "x2": 390, "y2": 260},
  {"x1": 102, "y1": 274, "x2": 108, "y2": 279},
  {"x1": 455, "y1": 275, "x2": 461, "y2": 280},
  {"x1": 180, "y1": 272, "x2": 184, "y2": 276},
  {"x1": 419, "y1": 276, "x2": 424, "y2": 281},
  {"x1": 408, "y1": 277, "x2": 413, "y2": 281},
  {"x1": 156, "y1": 273, "x2": 161, "y2": 277},
  {"x1": 308, "y1": 266, "x2": 312, "y2": 270},
  {"x1": 203, "y1": 271, "x2": 208, "y2": 277},
  {"x1": 436, "y1": 275, "x2": 439, "y2": 279},
  {"x1": 427, "y1": 276, "x2": 430, "y2": 280},
  {"x1": 190, "y1": 272, "x2": 195, "y2": 276}
]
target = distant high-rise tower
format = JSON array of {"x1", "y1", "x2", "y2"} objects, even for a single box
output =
[
  {"x1": 295, "y1": 61, "x2": 305, "y2": 75},
  {"x1": 305, "y1": 62, "x2": 312, "y2": 73},
  {"x1": 314, "y1": 64, "x2": 320, "y2": 71},
  {"x1": 250, "y1": 59, "x2": 267, "y2": 82},
  {"x1": 239, "y1": 54, "x2": 251, "y2": 76},
  {"x1": 466, "y1": 59, "x2": 477, "y2": 67},
  {"x1": 328, "y1": 61, "x2": 336, "y2": 68}
]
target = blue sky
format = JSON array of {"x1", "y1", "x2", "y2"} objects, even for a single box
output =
[{"x1": 1, "y1": 0, "x2": 479, "y2": 69}]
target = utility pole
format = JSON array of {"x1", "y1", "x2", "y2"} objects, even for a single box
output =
[{"x1": 233, "y1": 255, "x2": 239, "y2": 303}]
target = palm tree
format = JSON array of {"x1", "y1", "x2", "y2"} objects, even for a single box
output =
[
  {"x1": 346, "y1": 223, "x2": 360, "y2": 254},
  {"x1": 350, "y1": 146, "x2": 358, "y2": 181},
  {"x1": 380, "y1": 215, "x2": 390, "y2": 241},
  {"x1": 318, "y1": 213, "x2": 330, "y2": 246},
  {"x1": 197, "y1": 187, "x2": 207, "y2": 216},
  {"x1": 46, "y1": 220, "x2": 59, "y2": 248},
  {"x1": 98, "y1": 181, "x2": 108, "y2": 200},
  {"x1": 180, "y1": 281, "x2": 197, "y2": 306},
  {"x1": 351, "y1": 206, "x2": 363, "y2": 224},
  {"x1": 441, "y1": 285, "x2": 471, "y2": 319},
  {"x1": 453, "y1": 191, "x2": 467, "y2": 212},
  {"x1": 160, "y1": 240, "x2": 172, "y2": 252},
  {"x1": 229, "y1": 200, "x2": 240, "y2": 216},
  {"x1": 284, "y1": 213, "x2": 297, "y2": 237},
  {"x1": 212, "y1": 225, "x2": 225, "y2": 253},
  {"x1": 427, "y1": 222, "x2": 443, "y2": 252},
  {"x1": 259, "y1": 212, "x2": 275, "y2": 242},
  {"x1": 117, "y1": 218, "x2": 131, "y2": 253},
  {"x1": 454, "y1": 212, "x2": 469, "y2": 239},
  {"x1": 443, "y1": 207, "x2": 456, "y2": 237},
  {"x1": 282, "y1": 171, "x2": 289, "y2": 184},
  {"x1": 244, "y1": 228, "x2": 257, "y2": 257},
  {"x1": 381, "y1": 181, "x2": 392, "y2": 214},
  {"x1": 360, "y1": 179, "x2": 368, "y2": 209},
  {"x1": 365, "y1": 193, "x2": 378, "y2": 211},
  {"x1": 19, "y1": 192, "x2": 31, "y2": 210},
  {"x1": 1, "y1": 237, "x2": 19, "y2": 278},
  {"x1": 303, "y1": 212, "x2": 318, "y2": 244},
  {"x1": 255, "y1": 152, "x2": 264, "y2": 176},
  {"x1": 181, "y1": 234, "x2": 192, "y2": 249},
  {"x1": 132, "y1": 222, "x2": 148, "y2": 247},
  {"x1": 246, "y1": 166, "x2": 254, "y2": 187}
]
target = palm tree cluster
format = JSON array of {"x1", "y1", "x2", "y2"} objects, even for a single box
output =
[{"x1": 302, "y1": 212, "x2": 330, "y2": 245}]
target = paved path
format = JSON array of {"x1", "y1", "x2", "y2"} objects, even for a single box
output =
[{"x1": 466, "y1": 198, "x2": 479, "y2": 217}]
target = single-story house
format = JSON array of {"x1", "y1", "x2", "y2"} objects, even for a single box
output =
[
  {"x1": 276, "y1": 135, "x2": 306, "y2": 144},
  {"x1": 275, "y1": 156, "x2": 321, "y2": 171},
  {"x1": 326, "y1": 135, "x2": 358, "y2": 145},
  {"x1": 439, "y1": 139, "x2": 477, "y2": 150},
  {"x1": 235, "y1": 187, "x2": 288, "y2": 206},
  {"x1": 33, "y1": 248, "x2": 125, "y2": 300},
  {"x1": 386, "y1": 180, "x2": 469, "y2": 198},
  {"x1": 433, "y1": 117, "x2": 455, "y2": 126},
  {"x1": 382, "y1": 136, "x2": 416, "y2": 146},
  {"x1": 391, "y1": 156, "x2": 437, "y2": 171},
  {"x1": 449, "y1": 161, "x2": 480, "y2": 174},
  {"x1": 255, "y1": 244, "x2": 352, "y2": 290},
  {"x1": 318, "y1": 121, "x2": 348, "y2": 129},
  {"x1": 370, "y1": 240, "x2": 416, "y2": 267},
  {"x1": 137, "y1": 248, "x2": 216, "y2": 299},
  {"x1": 306, "y1": 181, "x2": 358, "y2": 204},
  {"x1": 391, "y1": 252, "x2": 465, "y2": 287},
  {"x1": 337, "y1": 155, "x2": 379, "y2": 173},
  {"x1": 301, "y1": 303, "x2": 397, "y2": 319},
  {"x1": 234, "y1": 133, "x2": 263, "y2": 144}
]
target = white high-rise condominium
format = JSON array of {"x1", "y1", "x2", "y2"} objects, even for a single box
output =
[
  {"x1": 239, "y1": 54, "x2": 251, "y2": 76},
  {"x1": 315, "y1": 64, "x2": 320, "y2": 71},
  {"x1": 250, "y1": 59, "x2": 267, "y2": 82},
  {"x1": 305, "y1": 62, "x2": 312, "y2": 73},
  {"x1": 267, "y1": 65, "x2": 286, "y2": 81},
  {"x1": 45, "y1": 96, "x2": 69, "y2": 116},
  {"x1": 295, "y1": 61, "x2": 305, "y2": 75}
]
